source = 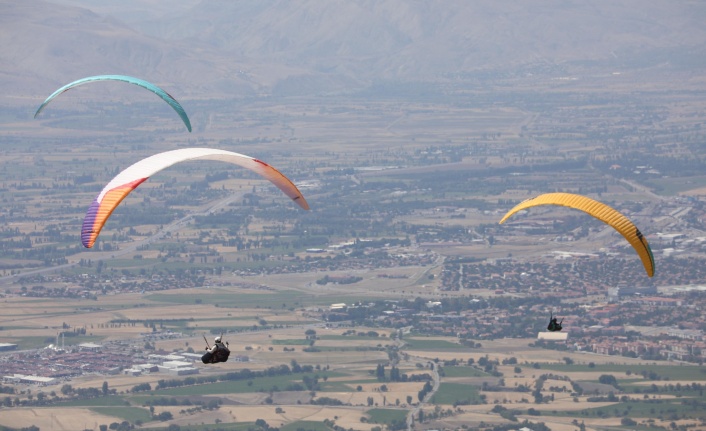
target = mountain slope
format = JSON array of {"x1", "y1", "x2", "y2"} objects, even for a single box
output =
[
  {"x1": 0, "y1": 1, "x2": 258, "y2": 104},
  {"x1": 137, "y1": 0, "x2": 706, "y2": 80},
  {"x1": 2, "y1": 0, "x2": 706, "y2": 105}
]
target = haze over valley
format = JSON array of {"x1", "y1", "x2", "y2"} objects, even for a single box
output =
[{"x1": 1, "y1": 2, "x2": 706, "y2": 431}]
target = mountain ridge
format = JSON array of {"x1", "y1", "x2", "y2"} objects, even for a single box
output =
[{"x1": 2, "y1": 0, "x2": 705, "y2": 105}]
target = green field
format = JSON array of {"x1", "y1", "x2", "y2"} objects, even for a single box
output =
[
  {"x1": 319, "y1": 335, "x2": 388, "y2": 341},
  {"x1": 300, "y1": 346, "x2": 385, "y2": 353},
  {"x1": 318, "y1": 378, "x2": 380, "y2": 392},
  {"x1": 403, "y1": 338, "x2": 467, "y2": 351},
  {"x1": 90, "y1": 406, "x2": 153, "y2": 423},
  {"x1": 153, "y1": 372, "x2": 340, "y2": 396},
  {"x1": 56, "y1": 395, "x2": 128, "y2": 407},
  {"x1": 643, "y1": 175, "x2": 706, "y2": 196},
  {"x1": 146, "y1": 291, "x2": 304, "y2": 308},
  {"x1": 0, "y1": 325, "x2": 39, "y2": 330},
  {"x1": 538, "y1": 363, "x2": 706, "y2": 381},
  {"x1": 367, "y1": 408, "x2": 408, "y2": 426},
  {"x1": 272, "y1": 339, "x2": 312, "y2": 345},
  {"x1": 542, "y1": 398, "x2": 706, "y2": 421},
  {"x1": 430, "y1": 383, "x2": 482, "y2": 405},
  {"x1": 440, "y1": 366, "x2": 488, "y2": 378}
]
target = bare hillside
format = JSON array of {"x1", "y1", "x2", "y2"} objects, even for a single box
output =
[
  {"x1": 0, "y1": 1, "x2": 257, "y2": 104},
  {"x1": 120, "y1": 0, "x2": 706, "y2": 78},
  {"x1": 2, "y1": 0, "x2": 706, "y2": 105}
]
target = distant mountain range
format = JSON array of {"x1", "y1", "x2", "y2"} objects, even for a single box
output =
[{"x1": 2, "y1": 0, "x2": 705, "y2": 104}]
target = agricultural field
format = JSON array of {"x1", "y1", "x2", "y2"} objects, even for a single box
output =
[{"x1": 3, "y1": 277, "x2": 706, "y2": 431}]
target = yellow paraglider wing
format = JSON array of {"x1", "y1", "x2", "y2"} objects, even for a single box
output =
[{"x1": 498, "y1": 192, "x2": 655, "y2": 277}]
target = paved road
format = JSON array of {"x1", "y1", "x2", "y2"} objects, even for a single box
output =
[
  {"x1": 406, "y1": 357, "x2": 441, "y2": 430},
  {"x1": 619, "y1": 178, "x2": 665, "y2": 202}
]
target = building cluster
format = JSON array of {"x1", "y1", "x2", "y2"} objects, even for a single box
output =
[
  {"x1": 584, "y1": 336, "x2": 706, "y2": 362},
  {"x1": 1, "y1": 342, "x2": 133, "y2": 385},
  {"x1": 362, "y1": 285, "x2": 706, "y2": 364},
  {"x1": 124, "y1": 353, "x2": 201, "y2": 376},
  {"x1": 570, "y1": 319, "x2": 706, "y2": 362},
  {"x1": 13, "y1": 272, "x2": 205, "y2": 298},
  {"x1": 0, "y1": 332, "x2": 250, "y2": 387}
]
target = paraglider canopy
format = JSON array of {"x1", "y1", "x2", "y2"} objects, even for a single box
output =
[
  {"x1": 81, "y1": 148, "x2": 309, "y2": 248},
  {"x1": 499, "y1": 192, "x2": 655, "y2": 277},
  {"x1": 34, "y1": 75, "x2": 192, "y2": 132}
]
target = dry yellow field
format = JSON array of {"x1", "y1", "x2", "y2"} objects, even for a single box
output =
[{"x1": 0, "y1": 407, "x2": 123, "y2": 431}]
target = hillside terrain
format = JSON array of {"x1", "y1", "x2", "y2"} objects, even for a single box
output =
[{"x1": 2, "y1": 0, "x2": 706, "y2": 104}]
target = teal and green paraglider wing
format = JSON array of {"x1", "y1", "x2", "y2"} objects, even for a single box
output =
[{"x1": 34, "y1": 75, "x2": 192, "y2": 132}]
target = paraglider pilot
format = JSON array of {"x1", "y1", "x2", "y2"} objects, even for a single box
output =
[
  {"x1": 202, "y1": 335, "x2": 230, "y2": 364},
  {"x1": 547, "y1": 313, "x2": 563, "y2": 332}
]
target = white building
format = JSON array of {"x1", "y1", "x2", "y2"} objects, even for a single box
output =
[
  {"x1": 537, "y1": 332, "x2": 568, "y2": 341},
  {"x1": 158, "y1": 360, "x2": 199, "y2": 376},
  {"x1": 179, "y1": 352, "x2": 204, "y2": 362},
  {"x1": 78, "y1": 342, "x2": 102, "y2": 352},
  {"x1": 0, "y1": 343, "x2": 17, "y2": 352},
  {"x1": 3, "y1": 374, "x2": 56, "y2": 386}
]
